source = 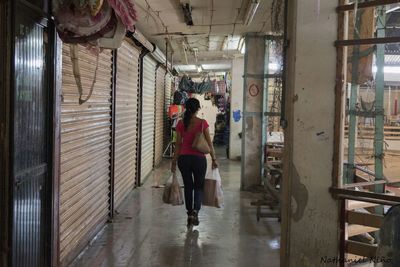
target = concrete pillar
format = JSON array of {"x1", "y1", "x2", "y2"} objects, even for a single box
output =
[
  {"x1": 241, "y1": 34, "x2": 265, "y2": 190},
  {"x1": 281, "y1": 1, "x2": 339, "y2": 266},
  {"x1": 229, "y1": 57, "x2": 244, "y2": 160}
]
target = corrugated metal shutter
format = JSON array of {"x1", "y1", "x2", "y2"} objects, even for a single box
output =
[
  {"x1": 12, "y1": 14, "x2": 48, "y2": 267},
  {"x1": 114, "y1": 40, "x2": 140, "y2": 208},
  {"x1": 154, "y1": 67, "x2": 166, "y2": 166},
  {"x1": 164, "y1": 74, "x2": 173, "y2": 150},
  {"x1": 60, "y1": 44, "x2": 112, "y2": 265},
  {"x1": 140, "y1": 56, "x2": 156, "y2": 180}
]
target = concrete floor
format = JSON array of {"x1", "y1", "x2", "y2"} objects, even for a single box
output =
[{"x1": 70, "y1": 154, "x2": 280, "y2": 267}]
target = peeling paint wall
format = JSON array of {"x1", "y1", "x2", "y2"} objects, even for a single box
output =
[
  {"x1": 282, "y1": 0, "x2": 340, "y2": 266},
  {"x1": 241, "y1": 35, "x2": 265, "y2": 190},
  {"x1": 230, "y1": 57, "x2": 244, "y2": 160}
]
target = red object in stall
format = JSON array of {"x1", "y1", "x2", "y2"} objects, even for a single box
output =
[{"x1": 168, "y1": 105, "x2": 184, "y2": 118}]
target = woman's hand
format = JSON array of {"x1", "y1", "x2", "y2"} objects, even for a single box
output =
[
  {"x1": 212, "y1": 159, "x2": 218, "y2": 169},
  {"x1": 171, "y1": 160, "x2": 177, "y2": 173}
]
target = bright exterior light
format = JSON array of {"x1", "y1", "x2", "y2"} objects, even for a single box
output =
[
  {"x1": 240, "y1": 43, "x2": 246, "y2": 54},
  {"x1": 386, "y1": 6, "x2": 400, "y2": 13},
  {"x1": 269, "y1": 63, "x2": 279, "y2": 71},
  {"x1": 372, "y1": 66, "x2": 400, "y2": 74}
]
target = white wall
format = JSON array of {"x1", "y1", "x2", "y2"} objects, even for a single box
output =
[
  {"x1": 229, "y1": 57, "x2": 244, "y2": 160},
  {"x1": 196, "y1": 94, "x2": 218, "y2": 138},
  {"x1": 281, "y1": 1, "x2": 339, "y2": 266}
]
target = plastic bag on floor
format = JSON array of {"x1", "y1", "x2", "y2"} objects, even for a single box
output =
[
  {"x1": 203, "y1": 168, "x2": 224, "y2": 208},
  {"x1": 163, "y1": 173, "x2": 184, "y2": 206}
]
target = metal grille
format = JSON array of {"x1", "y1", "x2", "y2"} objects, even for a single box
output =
[
  {"x1": 59, "y1": 44, "x2": 112, "y2": 265},
  {"x1": 140, "y1": 56, "x2": 156, "y2": 180},
  {"x1": 164, "y1": 74, "x2": 173, "y2": 151},
  {"x1": 114, "y1": 40, "x2": 140, "y2": 208},
  {"x1": 12, "y1": 14, "x2": 47, "y2": 267},
  {"x1": 154, "y1": 67, "x2": 166, "y2": 166},
  {"x1": 0, "y1": 2, "x2": 10, "y2": 265}
]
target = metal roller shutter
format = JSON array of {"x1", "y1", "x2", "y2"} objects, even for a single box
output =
[
  {"x1": 164, "y1": 74, "x2": 173, "y2": 150},
  {"x1": 154, "y1": 67, "x2": 166, "y2": 166},
  {"x1": 114, "y1": 40, "x2": 140, "y2": 208},
  {"x1": 140, "y1": 56, "x2": 157, "y2": 180},
  {"x1": 60, "y1": 44, "x2": 112, "y2": 265}
]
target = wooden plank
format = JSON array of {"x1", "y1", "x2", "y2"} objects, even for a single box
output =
[
  {"x1": 337, "y1": 0, "x2": 400, "y2": 12},
  {"x1": 343, "y1": 180, "x2": 386, "y2": 188},
  {"x1": 331, "y1": 187, "x2": 400, "y2": 203},
  {"x1": 348, "y1": 224, "x2": 379, "y2": 237},
  {"x1": 346, "y1": 240, "x2": 377, "y2": 258},
  {"x1": 386, "y1": 136, "x2": 400, "y2": 140},
  {"x1": 348, "y1": 200, "x2": 380, "y2": 210},
  {"x1": 333, "y1": 3, "x2": 346, "y2": 188},
  {"x1": 267, "y1": 148, "x2": 283, "y2": 158},
  {"x1": 355, "y1": 165, "x2": 378, "y2": 176},
  {"x1": 336, "y1": 36, "x2": 400, "y2": 46},
  {"x1": 346, "y1": 253, "x2": 367, "y2": 261}
]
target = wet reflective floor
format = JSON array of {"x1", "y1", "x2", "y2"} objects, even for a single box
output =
[{"x1": 71, "y1": 156, "x2": 280, "y2": 267}]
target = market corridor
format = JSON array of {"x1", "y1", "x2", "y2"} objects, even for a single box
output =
[{"x1": 70, "y1": 157, "x2": 280, "y2": 267}]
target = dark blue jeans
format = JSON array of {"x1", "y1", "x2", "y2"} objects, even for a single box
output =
[{"x1": 178, "y1": 155, "x2": 207, "y2": 212}]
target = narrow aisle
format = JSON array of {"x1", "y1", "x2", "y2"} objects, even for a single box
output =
[{"x1": 71, "y1": 156, "x2": 280, "y2": 267}]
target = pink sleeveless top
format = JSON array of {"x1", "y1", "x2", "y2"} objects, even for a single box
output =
[{"x1": 176, "y1": 119, "x2": 209, "y2": 157}]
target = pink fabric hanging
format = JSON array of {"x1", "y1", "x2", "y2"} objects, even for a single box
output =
[{"x1": 107, "y1": 0, "x2": 138, "y2": 31}]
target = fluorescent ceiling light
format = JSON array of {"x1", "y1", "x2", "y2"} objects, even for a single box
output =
[
  {"x1": 386, "y1": 6, "x2": 400, "y2": 13},
  {"x1": 202, "y1": 63, "x2": 232, "y2": 70},
  {"x1": 244, "y1": 0, "x2": 260, "y2": 26},
  {"x1": 176, "y1": 65, "x2": 197, "y2": 72}
]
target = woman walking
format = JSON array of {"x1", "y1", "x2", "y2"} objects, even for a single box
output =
[{"x1": 171, "y1": 98, "x2": 218, "y2": 226}]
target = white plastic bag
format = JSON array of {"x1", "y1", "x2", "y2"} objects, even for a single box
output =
[
  {"x1": 203, "y1": 168, "x2": 224, "y2": 208},
  {"x1": 163, "y1": 173, "x2": 184, "y2": 206},
  {"x1": 214, "y1": 169, "x2": 224, "y2": 208}
]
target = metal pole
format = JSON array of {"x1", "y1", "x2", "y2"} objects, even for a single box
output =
[
  {"x1": 374, "y1": 6, "x2": 385, "y2": 188},
  {"x1": 346, "y1": 10, "x2": 363, "y2": 184},
  {"x1": 262, "y1": 37, "x2": 271, "y2": 183}
]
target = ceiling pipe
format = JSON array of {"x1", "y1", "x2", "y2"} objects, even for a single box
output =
[
  {"x1": 130, "y1": 28, "x2": 172, "y2": 70},
  {"x1": 221, "y1": 36, "x2": 228, "y2": 50},
  {"x1": 152, "y1": 45, "x2": 172, "y2": 70},
  {"x1": 243, "y1": 0, "x2": 260, "y2": 26},
  {"x1": 131, "y1": 28, "x2": 155, "y2": 52}
]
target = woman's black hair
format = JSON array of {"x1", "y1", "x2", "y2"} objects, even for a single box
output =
[{"x1": 183, "y1": 98, "x2": 201, "y2": 130}]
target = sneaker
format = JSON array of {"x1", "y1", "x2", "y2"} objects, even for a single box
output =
[
  {"x1": 192, "y1": 210, "x2": 199, "y2": 226},
  {"x1": 187, "y1": 212, "x2": 194, "y2": 226}
]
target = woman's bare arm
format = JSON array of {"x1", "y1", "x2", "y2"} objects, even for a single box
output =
[{"x1": 204, "y1": 128, "x2": 218, "y2": 168}]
